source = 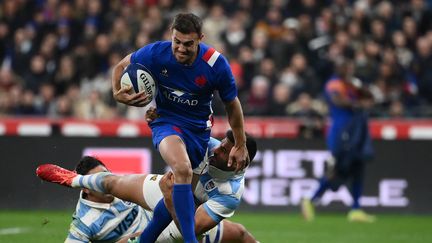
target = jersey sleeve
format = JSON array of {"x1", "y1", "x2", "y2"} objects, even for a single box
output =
[
  {"x1": 203, "y1": 193, "x2": 241, "y2": 223},
  {"x1": 215, "y1": 56, "x2": 237, "y2": 102},
  {"x1": 202, "y1": 177, "x2": 244, "y2": 223},
  {"x1": 130, "y1": 43, "x2": 157, "y2": 68}
]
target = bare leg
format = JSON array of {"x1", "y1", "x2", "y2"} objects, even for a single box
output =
[
  {"x1": 103, "y1": 174, "x2": 151, "y2": 210},
  {"x1": 221, "y1": 220, "x2": 258, "y2": 243},
  {"x1": 155, "y1": 135, "x2": 196, "y2": 243},
  {"x1": 158, "y1": 135, "x2": 193, "y2": 184}
]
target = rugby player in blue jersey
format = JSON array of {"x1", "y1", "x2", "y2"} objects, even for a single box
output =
[
  {"x1": 36, "y1": 130, "x2": 257, "y2": 243},
  {"x1": 111, "y1": 13, "x2": 248, "y2": 243},
  {"x1": 301, "y1": 58, "x2": 375, "y2": 223}
]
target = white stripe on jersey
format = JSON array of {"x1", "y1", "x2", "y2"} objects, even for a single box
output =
[
  {"x1": 207, "y1": 51, "x2": 220, "y2": 67},
  {"x1": 80, "y1": 207, "x2": 103, "y2": 227}
]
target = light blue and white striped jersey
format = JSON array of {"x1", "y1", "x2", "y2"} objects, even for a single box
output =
[
  {"x1": 65, "y1": 192, "x2": 151, "y2": 243},
  {"x1": 194, "y1": 138, "x2": 245, "y2": 223},
  {"x1": 66, "y1": 186, "x2": 225, "y2": 243}
]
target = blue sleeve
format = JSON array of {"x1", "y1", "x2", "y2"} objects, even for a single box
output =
[
  {"x1": 130, "y1": 43, "x2": 156, "y2": 68},
  {"x1": 215, "y1": 56, "x2": 237, "y2": 102}
]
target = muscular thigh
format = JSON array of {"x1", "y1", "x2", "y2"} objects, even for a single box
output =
[
  {"x1": 151, "y1": 123, "x2": 210, "y2": 170},
  {"x1": 106, "y1": 174, "x2": 150, "y2": 210}
]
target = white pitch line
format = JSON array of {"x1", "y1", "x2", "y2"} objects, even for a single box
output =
[{"x1": 0, "y1": 227, "x2": 30, "y2": 235}]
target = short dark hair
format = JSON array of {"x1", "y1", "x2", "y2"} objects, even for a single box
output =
[
  {"x1": 226, "y1": 130, "x2": 258, "y2": 162},
  {"x1": 75, "y1": 156, "x2": 106, "y2": 175},
  {"x1": 171, "y1": 13, "x2": 203, "y2": 36}
]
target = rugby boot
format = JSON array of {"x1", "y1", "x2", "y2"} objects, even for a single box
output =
[
  {"x1": 36, "y1": 164, "x2": 77, "y2": 187},
  {"x1": 347, "y1": 209, "x2": 376, "y2": 223}
]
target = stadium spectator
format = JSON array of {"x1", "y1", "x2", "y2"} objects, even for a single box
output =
[
  {"x1": 52, "y1": 95, "x2": 74, "y2": 118},
  {"x1": 241, "y1": 75, "x2": 271, "y2": 116},
  {"x1": 74, "y1": 90, "x2": 113, "y2": 120},
  {"x1": 0, "y1": 0, "x2": 431, "y2": 118},
  {"x1": 268, "y1": 82, "x2": 292, "y2": 116},
  {"x1": 288, "y1": 92, "x2": 325, "y2": 139},
  {"x1": 34, "y1": 82, "x2": 56, "y2": 116}
]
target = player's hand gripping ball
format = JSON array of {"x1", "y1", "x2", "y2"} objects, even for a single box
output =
[{"x1": 120, "y1": 63, "x2": 157, "y2": 106}]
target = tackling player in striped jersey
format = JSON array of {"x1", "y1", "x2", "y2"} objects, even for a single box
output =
[{"x1": 36, "y1": 131, "x2": 257, "y2": 243}]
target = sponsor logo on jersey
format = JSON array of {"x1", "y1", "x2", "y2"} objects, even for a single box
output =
[
  {"x1": 204, "y1": 179, "x2": 216, "y2": 191},
  {"x1": 113, "y1": 207, "x2": 138, "y2": 235},
  {"x1": 161, "y1": 68, "x2": 168, "y2": 77},
  {"x1": 161, "y1": 85, "x2": 199, "y2": 106}
]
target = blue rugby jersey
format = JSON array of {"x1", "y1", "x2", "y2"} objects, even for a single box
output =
[
  {"x1": 325, "y1": 77, "x2": 359, "y2": 153},
  {"x1": 65, "y1": 193, "x2": 150, "y2": 243},
  {"x1": 130, "y1": 41, "x2": 237, "y2": 130}
]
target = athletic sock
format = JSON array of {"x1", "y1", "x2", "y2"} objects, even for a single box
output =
[
  {"x1": 351, "y1": 179, "x2": 363, "y2": 209},
  {"x1": 71, "y1": 172, "x2": 111, "y2": 193},
  {"x1": 173, "y1": 184, "x2": 197, "y2": 243},
  {"x1": 311, "y1": 177, "x2": 330, "y2": 202},
  {"x1": 139, "y1": 199, "x2": 172, "y2": 243}
]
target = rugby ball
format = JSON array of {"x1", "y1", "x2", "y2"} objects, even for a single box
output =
[{"x1": 120, "y1": 63, "x2": 157, "y2": 103}]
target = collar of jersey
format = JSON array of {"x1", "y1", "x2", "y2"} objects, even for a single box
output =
[
  {"x1": 170, "y1": 43, "x2": 204, "y2": 68},
  {"x1": 79, "y1": 191, "x2": 117, "y2": 210}
]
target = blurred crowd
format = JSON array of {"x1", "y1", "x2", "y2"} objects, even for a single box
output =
[{"x1": 0, "y1": 0, "x2": 432, "y2": 123}]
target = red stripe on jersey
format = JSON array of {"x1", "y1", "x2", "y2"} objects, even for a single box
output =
[{"x1": 202, "y1": 48, "x2": 216, "y2": 62}]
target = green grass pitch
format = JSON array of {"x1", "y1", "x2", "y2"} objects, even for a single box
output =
[{"x1": 0, "y1": 210, "x2": 431, "y2": 243}]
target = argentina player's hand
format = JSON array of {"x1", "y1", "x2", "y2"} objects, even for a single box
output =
[
  {"x1": 228, "y1": 144, "x2": 249, "y2": 173},
  {"x1": 114, "y1": 85, "x2": 151, "y2": 107},
  {"x1": 145, "y1": 106, "x2": 160, "y2": 123}
]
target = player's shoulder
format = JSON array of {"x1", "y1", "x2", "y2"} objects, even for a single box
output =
[
  {"x1": 200, "y1": 43, "x2": 229, "y2": 70},
  {"x1": 208, "y1": 137, "x2": 221, "y2": 150},
  {"x1": 326, "y1": 77, "x2": 345, "y2": 91},
  {"x1": 145, "y1": 41, "x2": 171, "y2": 55}
]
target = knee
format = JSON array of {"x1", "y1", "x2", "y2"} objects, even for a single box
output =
[{"x1": 171, "y1": 162, "x2": 192, "y2": 179}]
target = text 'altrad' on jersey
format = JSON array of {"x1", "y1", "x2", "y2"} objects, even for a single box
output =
[{"x1": 131, "y1": 41, "x2": 237, "y2": 131}]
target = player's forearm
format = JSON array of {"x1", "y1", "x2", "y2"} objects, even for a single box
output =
[
  {"x1": 112, "y1": 54, "x2": 131, "y2": 94},
  {"x1": 225, "y1": 98, "x2": 246, "y2": 146}
]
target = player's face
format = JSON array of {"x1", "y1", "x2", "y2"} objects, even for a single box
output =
[
  {"x1": 209, "y1": 138, "x2": 235, "y2": 171},
  {"x1": 171, "y1": 29, "x2": 202, "y2": 65},
  {"x1": 84, "y1": 165, "x2": 114, "y2": 203}
]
